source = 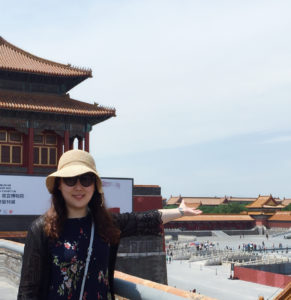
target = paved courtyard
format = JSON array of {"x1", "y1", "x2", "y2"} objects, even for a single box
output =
[{"x1": 167, "y1": 232, "x2": 291, "y2": 300}]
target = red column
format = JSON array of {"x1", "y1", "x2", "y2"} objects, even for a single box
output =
[
  {"x1": 22, "y1": 134, "x2": 28, "y2": 167},
  {"x1": 78, "y1": 137, "x2": 83, "y2": 150},
  {"x1": 85, "y1": 132, "x2": 89, "y2": 152},
  {"x1": 64, "y1": 130, "x2": 69, "y2": 152},
  {"x1": 57, "y1": 135, "x2": 63, "y2": 160},
  {"x1": 27, "y1": 127, "x2": 34, "y2": 174}
]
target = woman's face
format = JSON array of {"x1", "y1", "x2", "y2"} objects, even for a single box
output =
[{"x1": 58, "y1": 173, "x2": 95, "y2": 218}]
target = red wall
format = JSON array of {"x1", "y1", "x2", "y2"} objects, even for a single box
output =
[
  {"x1": 255, "y1": 220, "x2": 268, "y2": 226},
  {"x1": 234, "y1": 266, "x2": 291, "y2": 288},
  {"x1": 109, "y1": 207, "x2": 120, "y2": 213},
  {"x1": 133, "y1": 196, "x2": 163, "y2": 212},
  {"x1": 268, "y1": 221, "x2": 291, "y2": 228},
  {"x1": 164, "y1": 221, "x2": 254, "y2": 230}
]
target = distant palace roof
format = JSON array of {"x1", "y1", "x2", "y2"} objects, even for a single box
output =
[
  {"x1": 227, "y1": 196, "x2": 257, "y2": 203},
  {"x1": 167, "y1": 196, "x2": 227, "y2": 206},
  {"x1": 268, "y1": 211, "x2": 291, "y2": 222},
  {"x1": 246, "y1": 195, "x2": 281, "y2": 208},
  {"x1": 282, "y1": 199, "x2": 291, "y2": 206},
  {"x1": 0, "y1": 36, "x2": 92, "y2": 77},
  {"x1": 167, "y1": 196, "x2": 182, "y2": 205},
  {"x1": 0, "y1": 89, "x2": 115, "y2": 120}
]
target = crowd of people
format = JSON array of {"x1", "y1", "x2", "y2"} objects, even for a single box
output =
[
  {"x1": 166, "y1": 237, "x2": 291, "y2": 262},
  {"x1": 241, "y1": 241, "x2": 287, "y2": 251}
]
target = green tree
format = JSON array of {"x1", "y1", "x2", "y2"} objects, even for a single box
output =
[
  {"x1": 163, "y1": 204, "x2": 178, "y2": 209},
  {"x1": 282, "y1": 204, "x2": 291, "y2": 211},
  {"x1": 199, "y1": 203, "x2": 247, "y2": 214}
]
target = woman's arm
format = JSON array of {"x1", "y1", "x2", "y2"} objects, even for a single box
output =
[
  {"x1": 113, "y1": 210, "x2": 162, "y2": 238},
  {"x1": 159, "y1": 200, "x2": 202, "y2": 224},
  {"x1": 113, "y1": 201, "x2": 202, "y2": 237}
]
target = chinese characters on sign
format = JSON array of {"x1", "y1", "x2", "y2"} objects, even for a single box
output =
[
  {"x1": 0, "y1": 175, "x2": 50, "y2": 215},
  {"x1": 0, "y1": 183, "x2": 23, "y2": 214},
  {"x1": 0, "y1": 175, "x2": 133, "y2": 215}
]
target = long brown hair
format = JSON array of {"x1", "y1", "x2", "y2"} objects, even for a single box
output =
[{"x1": 44, "y1": 178, "x2": 120, "y2": 244}]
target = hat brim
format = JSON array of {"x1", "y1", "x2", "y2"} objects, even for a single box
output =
[{"x1": 46, "y1": 165, "x2": 103, "y2": 194}]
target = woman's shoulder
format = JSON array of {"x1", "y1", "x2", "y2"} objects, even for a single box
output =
[{"x1": 29, "y1": 215, "x2": 45, "y2": 234}]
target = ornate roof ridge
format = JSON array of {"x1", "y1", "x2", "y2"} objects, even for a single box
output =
[{"x1": 0, "y1": 36, "x2": 92, "y2": 77}]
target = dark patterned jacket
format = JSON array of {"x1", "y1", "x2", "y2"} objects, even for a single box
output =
[{"x1": 17, "y1": 210, "x2": 162, "y2": 300}]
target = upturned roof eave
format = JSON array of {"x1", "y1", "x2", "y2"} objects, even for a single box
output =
[
  {"x1": 0, "y1": 89, "x2": 116, "y2": 119},
  {"x1": 0, "y1": 106, "x2": 116, "y2": 119},
  {"x1": 0, "y1": 36, "x2": 92, "y2": 78},
  {"x1": 0, "y1": 66, "x2": 92, "y2": 79}
]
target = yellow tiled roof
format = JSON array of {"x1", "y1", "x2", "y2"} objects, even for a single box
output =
[
  {"x1": 0, "y1": 36, "x2": 92, "y2": 77},
  {"x1": 0, "y1": 89, "x2": 115, "y2": 118},
  {"x1": 227, "y1": 196, "x2": 256, "y2": 202},
  {"x1": 246, "y1": 195, "x2": 278, "y2": 208},
  {"x1": 183, "y1": 197, "x2": 226, "y2": 205},
  {"x1": 167, "y1": 197, "x2": 181, "y2": 205},
  {"x1": 268, "y1": 211, "x2": 291, "y2": 221},
  {"x1": 282, "y1": 199, "x2": 291, "y2": 206},
  {"x1": 167, "y1": 196, "x2": 226, "y2": 206}
]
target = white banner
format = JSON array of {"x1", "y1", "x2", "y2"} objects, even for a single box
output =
[{"x1": 0, "y1": 175, "x2": 133, "y2": 215}]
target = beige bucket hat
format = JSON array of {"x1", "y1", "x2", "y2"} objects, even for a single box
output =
[{"x1": 46, "y1": 149, "x2": 103, "y2": 194}]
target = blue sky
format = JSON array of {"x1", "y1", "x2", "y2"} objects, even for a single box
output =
[{"x1": 2, "y1": 0, "x2": 291, "y2": 199}]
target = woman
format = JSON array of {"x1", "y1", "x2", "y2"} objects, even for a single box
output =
[{"x1": 17, "y1": 149, "x2": 201, "y2": 300}]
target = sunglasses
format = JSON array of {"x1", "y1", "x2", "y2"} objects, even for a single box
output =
[{"x1": 62, "y1": 173, "x2": 96, "y2": 187}]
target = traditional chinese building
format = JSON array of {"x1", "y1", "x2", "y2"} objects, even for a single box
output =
[
  {"x1": 282, "y1": 198, "x2": 291, "y2": 207},
  {"x1": 246, "y1": 195, "x2": 284, "y2": 226},
  {"x1": 0, "y1": 36, "x2": 115, "y2": 176},
  {"x1": 165, "y1": 194, "x2": 291, "y2": 231},
  {"x1": 267, "y1": 211, "x2": 291, "y2": 229},
  {"x1": 167, "y1": 195, "x2": 258, "y2": 208},
  {"x1": 227, "y1": 196, "x2": 256, "y2": 205},
  {"x1": 0, "y1": 37, "x2": 171, "y2": 285},
  {"x1": 164, "y1": 214, "x2": 255, "y2": 231},
  {"x1": 0, "y1": 36, "x2": 115, "y2": 229},
  {"x1": 167, "y1": 196, "x2": 228, "y2": 207}
]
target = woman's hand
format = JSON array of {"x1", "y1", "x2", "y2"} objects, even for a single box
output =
[
  {"x1": 159, "y1": 200, "x2": 202, "y2": 224},
  {"x1": 178, "y1": 200, "x2": 202, "y2": 216}
]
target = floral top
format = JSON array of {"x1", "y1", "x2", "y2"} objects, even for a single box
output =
[{"x1": 47, "y1": 214, "x2": 110, "y2": 300}]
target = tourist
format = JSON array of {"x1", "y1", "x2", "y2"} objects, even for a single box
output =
[{"x1": 17, "y1": 149, "x2": 202, "y2": 300}]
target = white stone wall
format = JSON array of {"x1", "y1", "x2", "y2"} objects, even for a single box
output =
[{"x1": 0, "y1": 247, "x2": 22, "y2": 286}]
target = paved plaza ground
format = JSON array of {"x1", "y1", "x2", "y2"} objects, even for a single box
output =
[{"x1": 167, "y1": 232, "x2": 291, "y2": 300}]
